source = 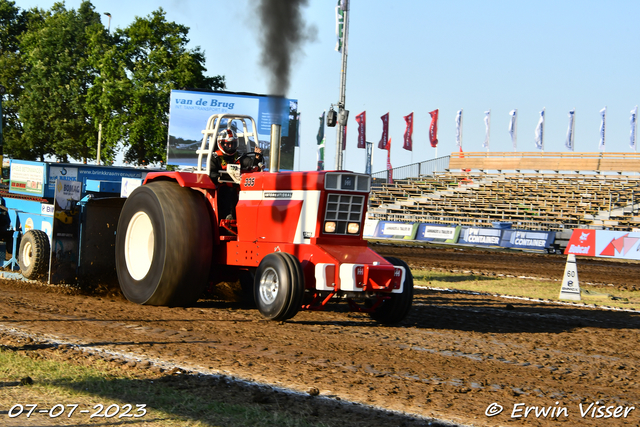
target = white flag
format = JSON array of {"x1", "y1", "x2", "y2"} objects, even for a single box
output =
[
  {"x1": 630, "y1": 106, "x2": 638, "y2": 150},
  {"x1": 483, "y1": 110, "x2": 491, "y2": 149},
  {"x1": 508, "y1": 109, "x2": 517, "y2": 150},
  {"x1": 599, "y1": 107, "x2": 606, "y2": 152},
  {"x1": 335, "y1": 0, "x2": 347, "y2": 53},
  {"x1": 534, "y1": 108, "x2": 545, "y2": 150},
  {"x1": 455, "y1": 109, "x2": 463, "y2": 148},
  {"x1": 565, "y1": 109, "x2": 575, "y2": 151}
]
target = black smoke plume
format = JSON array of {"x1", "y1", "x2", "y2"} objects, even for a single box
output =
[{"x1": 254, "y1": 0, "x2": 317, "y2": 97}]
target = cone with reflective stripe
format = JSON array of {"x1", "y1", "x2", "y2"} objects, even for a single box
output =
[{"x1": 559, "y1": 254, "x2": 581, "y2": 300}]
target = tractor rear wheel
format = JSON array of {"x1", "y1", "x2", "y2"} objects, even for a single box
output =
[
  {"x1": 369, "y1": 257, "x2": 414, "y2": 325},
  {"x1": 254, "y1": 252, "x2": 305, "y2": 321},
  {"x1": 116, "y1": 181, "x2": 212, "y2": 306},
  {"x1": 18, "y1": 230, "x2": 50, "y2": 279}
]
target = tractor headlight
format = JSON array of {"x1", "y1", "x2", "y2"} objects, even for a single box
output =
[
  {"x1": 324, "y1": 221, "x2": 336, "y2": 233},
  {"x1": 347, "y1": 223, "x2": 360, "y2": 234}
]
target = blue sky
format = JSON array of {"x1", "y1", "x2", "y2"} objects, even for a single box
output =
[{"x1": 16, "y1": 0, "x2": 640, "y2": 172}]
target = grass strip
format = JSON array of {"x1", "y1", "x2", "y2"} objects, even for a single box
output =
[
  {"x1": 0, "y1": 347, "x2": 325, "y2": 427},
  {"x1": 412, "y1": 269, "x2": 640, "y2": 311}
]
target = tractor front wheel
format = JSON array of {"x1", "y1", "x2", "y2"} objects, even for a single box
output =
[
  {"x1": 116, "y1": 181, "x2": 212, "y2": 306},
  {"x1": 254, "y1": 252, "x2": 305, "y2": 321},
  {"x1": 369, "y1": 257, "x2": 414, "y2": 325}
]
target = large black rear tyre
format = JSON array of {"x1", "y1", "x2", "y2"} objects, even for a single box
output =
[
  {"x1": 18, "y1": 230, "x2": 50, "y2": 279},
  {"x1": 116, "y1": 181, "x2": 212, "y2": 306},
  {"x1": 254, "y1": 252, "x2": 305, "y2": 321},
  {"x1": 369, "y1": 257, "x2": 414, "y2": 325}
]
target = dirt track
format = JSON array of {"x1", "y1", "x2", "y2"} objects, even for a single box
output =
[{"x1": 1, "y1": 245, "x2": 640, "y2": 427}]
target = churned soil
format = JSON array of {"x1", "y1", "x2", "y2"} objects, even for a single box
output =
[{"x1": 1, "y1": 245, "x2": 640, "y2": 427}]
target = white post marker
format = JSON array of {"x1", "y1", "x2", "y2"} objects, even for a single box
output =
[{"x1": 559, "y1": 254, "x2": 581, "y2": 301}]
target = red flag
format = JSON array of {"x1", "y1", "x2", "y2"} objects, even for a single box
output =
[
  {"x1": 356, "y1": 111, "x2": 366, "y2": 149},
  {"x1": 378, "y1": 112, "x2": 389, "y2": 149},
  {"x1": 403, "y1": 112, "x2": 414, "y2": 151},
  {"x1": 342, "y1": 124, "x2": 347, "y2": 151},
  {"x1": 386, "y1": 138, "x2": 393, "y2": 183},
  {"x1": 429, "y1": 109, "x2": 439, "y2": 148}
]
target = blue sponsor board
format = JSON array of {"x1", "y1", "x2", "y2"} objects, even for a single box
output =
[
  {"x1": 372, "y1": 221, "x2": 419, "y2": 240},
  {"x1": 415, "y1": 223, "x2": 460, "y2": 243},
  {"x1": 458, "y1": 227, "x2": 503, "y2": 246},
  {"x1": 9, "y1": 160, "x2": 147, "y2": 199},
  {"x1": 167, "y1": 90, "x2": 298, "y2": 169},
  {"x1": 500, "y1": 229, "x2": 556, "y2": 250}
]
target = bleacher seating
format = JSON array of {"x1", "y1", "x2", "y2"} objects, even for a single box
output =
[{"x1": 369, "y1": 170, "x2": 640, "y2": 232}]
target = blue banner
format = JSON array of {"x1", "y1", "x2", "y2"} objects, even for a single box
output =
[{"x1": 500, "y1": 229, "x2": 556, "y2": 250}]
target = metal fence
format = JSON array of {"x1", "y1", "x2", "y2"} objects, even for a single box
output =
[{"x1": 371, "y1": 155, "x2": 450, "y2": 184}]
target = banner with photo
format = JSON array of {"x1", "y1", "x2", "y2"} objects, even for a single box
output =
[{"x1": 167, "y1": 90, "x2": 298, "y2": 170}]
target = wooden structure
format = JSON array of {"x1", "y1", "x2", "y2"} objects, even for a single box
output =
[{"x1": 448, "y1": 152, "x2": 640, "y2": 173}]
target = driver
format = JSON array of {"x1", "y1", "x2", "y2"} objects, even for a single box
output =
[{"x1": 210, "y1": 128, "x2": 263, "y2": 220}]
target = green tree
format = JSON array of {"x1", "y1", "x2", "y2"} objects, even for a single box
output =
[
  {"x1": 0, "y1": 0, "x2": 37, "y2": 159},
  {"x1": 19, "y1": 1, "x2": 103, "y2": 162},
  {"x1": 111, "y1": 8, "x2": 224, "y2": 165}
]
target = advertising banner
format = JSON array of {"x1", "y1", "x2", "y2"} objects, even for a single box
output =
[
  {"x1": 564, "y1": 229, "x2": 597, "y2": 256},
  {"x1": 167, "y1": 90, "x2": 298, "y2": 170},
  {"x1": 458, "y1": 227, "x2": 502, "y2": 246},
  {"x1": 500, "y1": 229, "x2": 555, "y2": 250},
  {"x1": 372, "y1": 221, "x2": 419, "y2": 240},
  {"x1": 565, "y1": 228, "x2": 640, "y2": 260},
  {"x1": 49, "y1": 180, "x2": 82, "y2": 284},
  {"x1": 9, "y1": 160, "x2": 45, "y2": 196},
  {"x1": 415, "y1": 223, "x2": 459, "y2": 243}
]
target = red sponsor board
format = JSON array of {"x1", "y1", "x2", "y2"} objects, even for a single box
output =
[{"x1": 564, "y1": 229, "x2": 596, "y2": 256}]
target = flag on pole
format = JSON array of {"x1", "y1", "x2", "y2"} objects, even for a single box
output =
[
  {"x1": 378, "y1": 112, "x2": 389, "y2": 149},
  {"x1": 483, "y1": 110, "x2": 491, "y2": 149},
  {"x1": 534, "y1": 108, "x2": 545, "y2": 150},
  {"x1": 385, "y1": 138, "x2": 393, "y2": 184},
  {"x1": 342, "y1": 124, "x2": 347, "y2": 151},
  {"x1": 508, "y1": 109, "x2": 517, "y2": 151},
  {"x1": 428, "y1": 109, "x2": 439, "y2": 148},
  {"x1": 335, "y1": 0, "x2": 347, "y2": 53},
  {"x1": 356, "y1": 111, "x2": 366, "y2": 149},
  {"x1": 631, "y1": 106, "x2": 638, "y2": 150},
  {"x1": 455, "y1": 109, "x2": 463, "y2": 148},
  {"x1": 317, "y1": 112, "x2": 325, "y2": 171},
  {"x1": 565, "y1": 109, "x2": 575, "y2": 151},
  {"x1": 403, "y1": 112, "x2": 414, "y2": 151},
  {"x1": 599, "y1": 107, "x2": 606, "y2": 152}
]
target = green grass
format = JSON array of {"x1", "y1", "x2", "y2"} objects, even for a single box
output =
[
  {"x1": 0, "y1": 348, "x2": 325, "y2": 427},
  {"x1": 412, "y1": 269, "x2": 640, "y2": 311}
]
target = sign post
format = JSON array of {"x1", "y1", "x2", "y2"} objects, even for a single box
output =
[{"x1": 559, "y1": 254, "x2": 581, "y2": 301}]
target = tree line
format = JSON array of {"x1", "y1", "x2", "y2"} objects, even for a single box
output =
[{"x1": 0, "y1": 0, "x2": 224, "y2": 165}]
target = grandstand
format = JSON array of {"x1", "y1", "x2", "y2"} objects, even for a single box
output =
[{"x1": 369, "y1": 152, "x2": 640, "y2": 232}]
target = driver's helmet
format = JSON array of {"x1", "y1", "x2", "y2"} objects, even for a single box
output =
[{"x1": 217, "y1": 128, "x2": 238, "y2": 155}]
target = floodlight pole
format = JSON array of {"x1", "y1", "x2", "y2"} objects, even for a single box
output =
[{"x1": 334, "y1": 0, "x2": 349, "y2": 171}]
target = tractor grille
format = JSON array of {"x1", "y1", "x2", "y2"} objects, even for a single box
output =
[{"x1": 324, "y1": 194, "x2": 365, "y2": 234}]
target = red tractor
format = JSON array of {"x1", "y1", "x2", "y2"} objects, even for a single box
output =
[{"x1": 115, "y1": 114, "x2": 413, "y2": 323}]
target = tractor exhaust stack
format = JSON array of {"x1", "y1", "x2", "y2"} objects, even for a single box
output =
[{"x1": 269, "y1": 124, "x2": 281, "y2": 173}]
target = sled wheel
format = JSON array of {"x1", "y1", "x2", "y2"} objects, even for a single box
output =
[
  {"x1": 116, "y1": 181, "x2": 212, "y2": 306},
  {"x1": 18, "y1": 230, "x2": 50, "y2": 279},
  {"x1": 254, "y1": 252, "x2": 305, "y2": 321},
  {"x1": 369, "y1": 257, "x2": 414, "y2": 325}
]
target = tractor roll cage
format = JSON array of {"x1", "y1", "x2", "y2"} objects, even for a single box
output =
[{"x1": 195, "y1": 114, "x2": 260, "y2": 176}]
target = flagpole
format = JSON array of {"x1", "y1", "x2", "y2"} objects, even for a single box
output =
[
  {"x1": 335, "y1": 0, "x2": 349, "y2": 170},
  {"x1": 541, "y1": 107, "x2": 545, "y2": 153},
  {"x1": 460, "y1": 109, "x2": 463, "y2": 151},
  {"x1": 635, "y1": 106, "x2": 638, "y2": 153},
  {"x1": 514, "y1": 109, "x2": 518, "y2": 152}
]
